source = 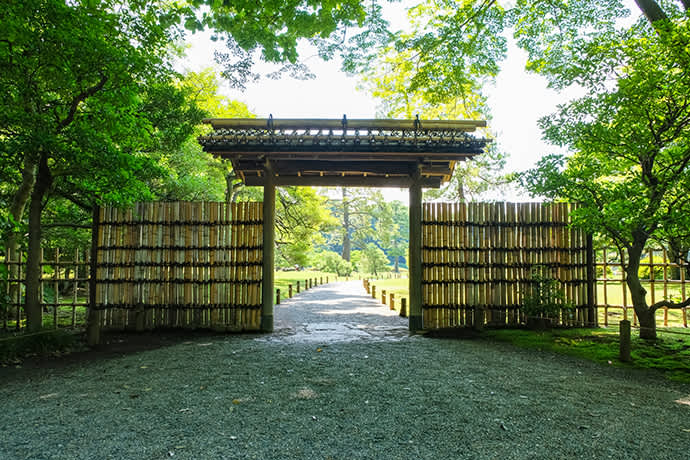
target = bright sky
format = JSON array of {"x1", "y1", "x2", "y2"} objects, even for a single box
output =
[{"x1": 179, "y1": 5, "x2": 590, "y2": 202}]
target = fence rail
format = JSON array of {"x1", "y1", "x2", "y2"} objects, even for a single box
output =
[
  {"x1": 1, "y1": 248, "x2": 91, "y2": 330},
  {"x1": 596, "y1": 247, "x2": 688, "y2": 327}
]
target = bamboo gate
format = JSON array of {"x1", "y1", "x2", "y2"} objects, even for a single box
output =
[
  {"x1": 421, "y1": 202, "x2": 595, "y2": 329},
  {"x1": 91, "y1": 202, "x2": 262, "y2": 331}
]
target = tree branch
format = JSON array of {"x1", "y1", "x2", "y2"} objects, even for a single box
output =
[
  {"x1": 57, "y1": 74, "x2": 108, "y2": 132},
  {"x1": 53, "y1": 188, "x2": 93, "y2": 211},
  {"x1": 650, "y1": 296, "x2": 690, "y2": 311}
]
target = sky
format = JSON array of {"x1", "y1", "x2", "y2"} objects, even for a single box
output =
[{"x1": 179, "y1": 4, "x2": 584, "y2": 203}]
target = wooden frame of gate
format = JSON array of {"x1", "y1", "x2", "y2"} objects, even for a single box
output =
[
  {"x1": 86, "y1": 116, "x2": 597, "y2": 344},
  {"x1": 198, "y1": 116, "x2": 490, "y2": 333}
]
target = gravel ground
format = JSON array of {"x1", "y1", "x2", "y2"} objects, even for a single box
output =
[{"x1": 1, "y1": 281, "x2": 689, "y2": 460}]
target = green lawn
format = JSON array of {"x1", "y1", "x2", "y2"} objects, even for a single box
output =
[
  {"x1": 364, "y1": 278, "x2": 409, "y2": 314},
  {"x1": 597, "y1": 281, "x2": 687, "y2": 326},
  {"x1": 365, "y1": 277, "x2": 689, "y2": 327},
  {"x1": 274, "y1": 270, "x2": 340, "y2": 300}
]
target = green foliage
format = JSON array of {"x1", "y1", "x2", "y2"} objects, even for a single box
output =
[
  {"x1": 360, "y1": 243, "x2": 390, "y2": 277},
  {"x1": 373, "y1": 200, "x2": 408, "y2": 271},
  {"x1": 0, "y1": 0, "x2": 191, "y2": 208},
  {"x1": 237, "y1": 186, "x2": 336, "y2": 269},
  {"x1": 352, "y1": 0, "x2": 508, "y2": 109},
  {"x1": 325, "y1": 188, "x2": 381, "y2": 260},
  {"x1": 522, "y1": 266, "x2": 574, "y2": 320},
  {"x1": 355, "y1": 1, "x2": 513, "y2": 201},
  {"x1": 198, "y1": 0, "x2": 367, "y2": 88},
  {"x1": 521, "y1": 11, "x2": 690, "y2": 329},
  {"x1": 313, "y1": 251, "x2": 353, "y2": 276}
]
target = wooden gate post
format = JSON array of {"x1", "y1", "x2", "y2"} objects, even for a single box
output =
[
  {"x1": 261, "y1": 161, "x2": 276, "y2": 332},
  {"x1": 409, "y1": 171, "x2": 423, "y2": 332}
]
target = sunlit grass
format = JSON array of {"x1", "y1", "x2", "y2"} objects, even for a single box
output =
[{"x1": 484, "y1": 327, "x2": 690, "y2": 383}]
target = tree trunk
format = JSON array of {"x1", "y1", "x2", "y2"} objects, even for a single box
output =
[
  {"x1": 24, "y1": 153, "x2": 52, "y2": 332},
  {"x1": 626, "y1": 242, "x2": 656, "y2": 340},
  {"x1": 4, "y1": 155, "x2": 37, "y2": 314},
  {"x1": 225, "y1": 171, "x2": 243, "y2": 203},
  {"x1": 634, "y1": 0, "x2": 668, "y2": 25},
  {"x1": 394, "y1": 256, "x2": 399, "y2": 273},
  {"x1": 341, "y1": 188, "x2": 351, "y2": 261}
]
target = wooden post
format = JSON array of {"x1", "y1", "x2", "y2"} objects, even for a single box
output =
[
  {"x1": 382, "y1": 290, "x2": 386, "y2": 305},
  {"x1": 326, "y1": 276, "x2": 329, "y2": 283},
  {"x1": 276, "y1": 289, "x2": 280, "y2": 305},
  {"x1": 586, "y1": 233, "x2": 597, "y2": 327},
  {"x1": 409, "y1": 171, "x2": 423, "y2": 331},
  {"x1": 261, "y1": 161, "x2": 276, "y2": 332},
  {"x1": 371, "y1": 285, "x2": 376, "y2": 299},
  {"x1": 288, "y1": 284, "x2": 292, "y2": 298},
  {"x1": 400, "y1": 298, "x2": 408, "y2": 317},
  {"x1": 620, "y1": 319, "x2": 631, "y2": 362},
  {"x1": 297, "y1": 280, "x2": 300, "y2": 293},
  {"x1": 87, "y1": 206, "x2": 101, "y2": 346},
  {"x1": 320, "y1": 276, "x2": 323, "y2": 285},
  {"x1": 390, "y1": 293, "x2": 395, "y2": 310}
]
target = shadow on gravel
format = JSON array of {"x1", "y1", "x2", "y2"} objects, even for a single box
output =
[
  {"x1": 0, "y1": 329, "x2": 248, "y2": 383},
  {"x1": 422, "y1": 327, "x2": 484, "y2": 339}
]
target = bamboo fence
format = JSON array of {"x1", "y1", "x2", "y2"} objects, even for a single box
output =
[
  {"x1": 421, "y1": 202, "x2": 594, "y2": 329},
  {"x1": 1, "y1": 248, "x2": 90, "y2": 330},
  {"x1": 597, "y1": 247, "x2": 689, "y2": 327},
  {"x1": 93, "y1": 201, "x2": 263, "y2": 331}
]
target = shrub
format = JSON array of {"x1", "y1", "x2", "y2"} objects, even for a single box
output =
[{"x1": 522, "y1": 266, "x2": 574, "y2": 321}]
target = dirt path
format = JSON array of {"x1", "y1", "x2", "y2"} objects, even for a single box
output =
[
  {"x1": 1, "y1": 281, "x2": 689, "y2": 459},
  {"x1": 268, "y1": 280, "x2": 410, "y2": 344}
]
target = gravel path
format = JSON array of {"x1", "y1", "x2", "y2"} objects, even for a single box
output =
[{"x1": 1, "y1": 280, "x2": 689, "y2": 459}]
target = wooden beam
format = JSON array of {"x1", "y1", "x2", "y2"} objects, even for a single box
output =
[
  {"x1": 204, "y1": 144, "x2": 485, "y2": 157},
  {"x1": 242, "y1": 174, "x2": 443, "y2": 188},
  {"x1": 223, "y1": 151, "x2": 476, "y2": 161},
  {"x1": 408, "y1": 168, "x2": 423, "y2": 332},
  {"x1": 203, "y1": 117, "x2": 487, "y2": 131},
  {"x1": 261, "y1": 161, "x2": 276, "y2": 332},
  {"x1": 240, "y1": 159, "x2": 420, "y2": 176}
]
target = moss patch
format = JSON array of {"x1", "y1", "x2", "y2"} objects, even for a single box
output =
[
  {"x1": 484, "y1": 327, "x2": 690, "y2": 383},
  {"x1": 0, "y1": 329, "x2": 81, "y2": 364}
]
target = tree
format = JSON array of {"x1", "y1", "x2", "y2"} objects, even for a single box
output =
[
  {"x1": 194, "y1": 0, "x2": 368, "y2": 89},
  {"x1": 0, "y1": 0, "x2": 195, "y2": 331},
  {"x1": 236, "y1": 186, "x2": 336, "y2": 269},
  {"x1": 354, "y1": 1, "x2": 513, "y2": 201},
  {"x1": 149, "y1": 70, "x2": 255, "y2": 202},
  {"x1": 0, "y1": 0, "x2": 371, "y2": 332},
  {"x1": 522, "y1": 4, "x2": 690, "y2": 340},
  {"x1": 360, "y1": 243, "x2": 390, "y2": 277},
  {"x1": 374, "y1": 200, "x2": 408, "y2": 272},
  {"x1": 313, "y1": 251, "x2": 354, "y2": 276},
  {"x1": 326, "y1": 188, "x2": 382, "y2": 261}
]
